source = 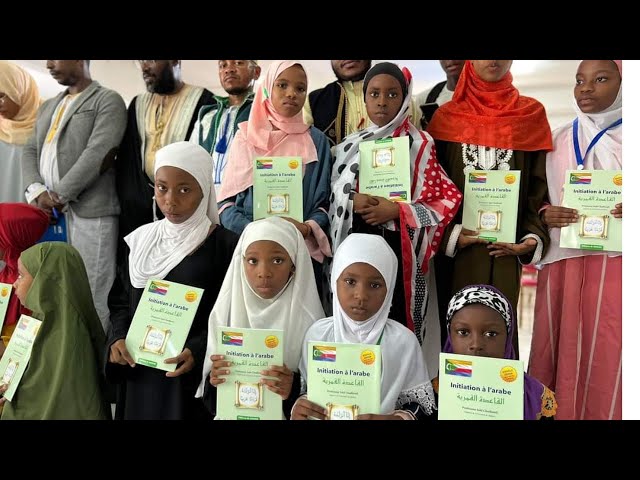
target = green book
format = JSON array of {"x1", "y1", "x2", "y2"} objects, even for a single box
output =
[
  {"x1": 462, "y1": 170, "x2": 521, "y2": 243},
  {"x1": 0, "y1": 315, "x2": 42, "y2": 401},
  {"x1": 0, "y1": 283, "x2": 12, "y2": 333},
  {"x1": 438, "y1": 353, "x2": 524, "y2": 420},
  {"x1": 215, "y1": 326, "x2": 284, "y2": 420},
  {"x1": 559, "y1": 170, "x2": 622, "y2": 252},
  {"x1": 306, "y1": 341, "x2": 381, "y2": 420},
  {"x1": 253, "y1": 157, "x2": 303, "y2": 222},
  {"x1": 358, "y1": 137, "x2": 411, "y2": 202},
  {"x1": 125, "y1": 279, "x2": 204, "y2": 372}
]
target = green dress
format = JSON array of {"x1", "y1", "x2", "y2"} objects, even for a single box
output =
[{"x1": 1, "y1": 242, "x2": 109, "y2": 420}]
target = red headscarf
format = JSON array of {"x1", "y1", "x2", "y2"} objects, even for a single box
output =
[
  {"x1": 0, "y1": 203, "x2": 49, "y2": 326},
  {"x1": 427, "y1": 61, "x2": 553, "y2": 152}
]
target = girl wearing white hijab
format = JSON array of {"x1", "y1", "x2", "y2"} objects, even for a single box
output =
[
  {"x1": 106, "y1": 141, "x2": 239, "y2": 420},
  {"x1": 529, "y1": 61, "x2": 622, "y2": 420},
  {"x1": 196, "y1": 216, "x2": 325, "y2": 418},
  {"x1": 292, "y1": 233, "x2": 436, "y2": 420}
]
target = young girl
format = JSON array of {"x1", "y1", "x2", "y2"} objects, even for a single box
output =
[
  {"x1": 106, "y1": 141, "x2": 238, "y2": 420},
  {"x1": 0, "y1": 203, "x2": 49, "y2": 345},
  {"x1": 2, "y1": 242, "x2": 109, "y2": 420},
  {"x1": 292, "y1": 233, "x2": 437, "y2": 420},
  {"x1": 197, "y1": 216, "x2": 325, "y2": 418},
  {"x1": 427, "y1": 60, "x2": 553, "y2": 357},
  {"x1": 529, "y1": 60, "x2": 622, "y2": 420},
  {"x1": 329, "y1": 62, "x2": 460, "y2": 376},
  {"x1": 217, "y1": 61, "x2": 332, "y2": 287},
  {"x1": 443, "y1": 284, "x2": 557, "y2": 420}
]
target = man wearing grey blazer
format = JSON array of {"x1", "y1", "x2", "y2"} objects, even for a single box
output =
[{"x1": 22, "y1": 60, "x2": 127, "y2": 332}]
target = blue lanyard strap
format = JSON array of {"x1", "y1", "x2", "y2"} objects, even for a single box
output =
[{"x1": 572, "y1": 117, "x2": 622, "y2": 169}]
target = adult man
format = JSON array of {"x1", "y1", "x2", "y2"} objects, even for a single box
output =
[
  {"x1": 303, "y1": 60, "x2": 372, "y2": 149},
  {"x1": 190, "y1": 60, "x2": 260, "y2": 197},
  {"x1": 116, "y1": 60, "x2": 215, "y2": 239},
  {"x1": 22, "y1": 60, "x2": 127, "y2": 331},
  {"x1": 414, "y1": 60, "x2": 465, "y2": 128}
]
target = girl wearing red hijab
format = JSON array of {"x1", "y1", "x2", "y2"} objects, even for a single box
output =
[
  {"x1": 0, "y1": 203, "x2": 49, "y2": 345},
  {"x1": 427, "y1": 60, "x2": 553, "y2": 357}
]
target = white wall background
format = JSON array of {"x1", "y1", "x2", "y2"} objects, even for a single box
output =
[{"x1": 11, "y1": 60, "x2": 581, "y2": 130}]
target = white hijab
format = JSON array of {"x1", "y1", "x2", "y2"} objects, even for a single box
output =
[
  {"x1": 300, "y1": 234, "x2": 435, "y2": 415},
  {"x1": 542, "y1": 61, "x2": 622, "y2": 266},
  {"x1": 197, "y1": 216, "x2": 325, "y2": 397},
  {"x1": 124, "y1": 141, "x2": 220, "y2": 288}
]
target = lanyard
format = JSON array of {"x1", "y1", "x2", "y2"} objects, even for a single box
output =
[{"x1": 572, "y1": 118, "x2": 622, "y2": 170}]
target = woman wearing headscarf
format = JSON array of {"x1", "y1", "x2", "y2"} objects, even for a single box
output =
[
  {"x1": 0, "y1": 203, "x2": 49, "y2": 345},
  {"x1": 292, "y1": 233, "x2": 437, "y2": 420},
  {"x1": 2, "y1": 242, "x2": 109, "y2": 420},
  {"x1": 444, "y1": 284, "x2": 557, "y2": 420},
  {"x1": 529, "y1": 60, "x2": 622, "y2": 420},
  {"x1": 427, "y1": 60, "x2": 553, "y2": 356},
  {"x1": 197, "y1": 216, "x2": 325, "y2": 418},
  {"x1": 218, "y1": 61, "x2": 332, "y2": 295},
  {"x1": 0, "y1": 61, "x2": 41, "y2": 203},
  {"x1": 329, "y1": 63, "x2": 460, "y2": 377},
  {"x1": 106, "y1": 142, "x2": 238, "y2": 420}
]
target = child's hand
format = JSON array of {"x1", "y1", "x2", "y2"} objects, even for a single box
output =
[
  {"x1": 359, "y1": 197, "x2": 400, "y2": 226},
  {"x1": 487, "y1": 238, "x2": 537, "y2": 258},
  {"x1": 109, "y1": 339, "x2": 135, "y2": 367},
  {"x1": 457, "y1": 228, "x2": 489, "y2": 250},
  {"x1": 209, "y1": 354, "x2": 231, "y2": 386},
  {"x1": 165, "y1": 348, "x2": 194, "y2": 377},
  {"x1": 353, "y1": 193, "x2": 379, "y2": 213},
  {"x1": 542, "y1": 206, "x2": 578, "y2": 228},
  {"x1": 260, "y1": 364, "x2": 293, "y2": 400},
  {"x1": 611, "y1": 202, "x2": 622, "y2": 219},
  {"x1": 357, "y1": 413, "x2": 404, "y2": 420},
  {"x1": 291, "y1": 396, "x2": 327, "y2": 420},
  {"x1": 281, "y1": 217, "x2": 311, "y2": 238},
  {"x1": 0, "y1": 384, "x2": 7, "y2": 407}
]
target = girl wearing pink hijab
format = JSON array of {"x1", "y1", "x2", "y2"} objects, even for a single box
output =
[
  {"x1": 529, "y1": 60, "x2": 622, "y2": 420},
  {"x1": 217, "y1": 61, "x2": 332, "y2": 269}
]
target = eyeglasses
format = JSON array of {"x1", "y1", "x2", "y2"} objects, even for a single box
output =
[
  {"x1": 137, "y1": 60, "x2": 157, "y2": 68},
  {"x1": 218, "y1": 60, "x2": 256, "y2": 70}
]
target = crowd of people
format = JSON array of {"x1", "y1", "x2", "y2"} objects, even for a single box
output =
[{"x1": 0, "y1": 59, "x2": 622, "y2": 420}]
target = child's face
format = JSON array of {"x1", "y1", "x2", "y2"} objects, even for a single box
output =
[
  {"x1": 574, "y1": 60, "x2": 621, "y2": 114},
  {"x1": 449, "y1": 304, "x2": 507, "y2": 358},
  {"x1": 155, "y1": 166, "x2": 204, "y2": 224},
  {"x1": 271, "y1": 65, "x2": 307, "y2": 118},
  {"x1": 336, "y1": 262, "x2": 387, "y2": 322},
  {"x1": 12, "y1": 258, "x2": 34, "y2": 306},
  {"x1": 365, "y1": 74, "x2": 403, "y2": 127},
  {"x1": 243, "y1": 240, "x2": 294, "y2": 299},
  {"x1": 471, "y1": 60, "x2": 512, "y2": 83}
]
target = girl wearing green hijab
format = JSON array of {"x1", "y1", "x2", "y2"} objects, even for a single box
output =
[{"x1": 1, "y1": 242, "x2": 109, "y2": 420}]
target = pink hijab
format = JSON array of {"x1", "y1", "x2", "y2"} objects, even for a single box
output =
[{"x1": 218, "y1": 60, "x2": 318, "y2": 201}]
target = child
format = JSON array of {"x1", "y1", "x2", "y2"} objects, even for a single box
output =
[
  {"x1": 217, "y1": 61, "x2": 332, "y2": 290},
  {"x1": 106, "y1": 142, "x2": 238, "y2": 420},
  {"x1": 197, "y1": 216, "x2": 325, "y2": 418},
  {"x1": 529, "y1": 60, "x2": 622, "y2": 420},
  {"x1": 292, "y1": 233, "x2": 437, "y2": 420},
  {"x1": 329, "y1": 62, "x2": 460, "y2": 376},
  {"x1": 2, "y1": 242, "x2": 109, "y2": 420},
  {"x1": 0, "y1": 203, "x2": 49, "y2": 345},
  {"x1": 427, "y1": 60, "x2": 553, "y2": 357},
  {"x1": 444, "y1": 284, "x2": 557, "y2": 420}
]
